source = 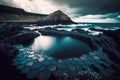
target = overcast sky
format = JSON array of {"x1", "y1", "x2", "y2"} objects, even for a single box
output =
[{"x1": 0, "y1": 0, "x2": 120, "y2": 23}]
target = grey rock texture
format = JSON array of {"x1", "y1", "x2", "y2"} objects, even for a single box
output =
[{"x1": 39, "y1": 10, "x2": 75, "y2": 25}]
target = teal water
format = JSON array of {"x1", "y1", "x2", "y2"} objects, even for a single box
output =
[
  {"x1": 55, "y1": 23, "x2": 120, "y2": 30},
  {"x1": 25, "y1": 23, "x2": 120, "y2": 31},
  {"x1": 31, "y1": 35, "x2": 92, "y2": 58}
]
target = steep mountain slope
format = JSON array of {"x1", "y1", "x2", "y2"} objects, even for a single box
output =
[
  {"x1": 39, "y1": 10, "x2": 74, "y2": 24},
  {"x1": 0, "y1": 5, "x2": 47, "y2": 22},
  {"x1": 0, "y1": 5, "x2": 75, "y2": 25}
]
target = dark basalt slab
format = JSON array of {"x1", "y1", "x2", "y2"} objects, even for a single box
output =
[
  {"x1": 103, "y1": 29, "x2": 120, "y2": 51},
  {"x1": 10, "y1": 32, "x2": 39, "y2": 45}
]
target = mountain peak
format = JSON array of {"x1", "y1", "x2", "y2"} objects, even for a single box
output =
[
  {"x1": 51, "y1": 10, "x2": 68, "y2": 17},
  {"x1": 40, "y1": 10, "x2": 75, "y2": 25},
  {"x1": 54, "y1": 10, "x2": 63, "y2": 14}
]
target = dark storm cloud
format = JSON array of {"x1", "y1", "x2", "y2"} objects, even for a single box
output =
[
  {"x1": 0, "y1": 0, "x2": 15, "y2": 7},
  {"x1": 1, "y1": 0, "x2": 120, "y2": 15},
  {"x1": 51, "y1": 0, "x2": 120, "y2": 15},
  {"x1": 0, "y1": 0, "x2": 120, "y2": 22}
]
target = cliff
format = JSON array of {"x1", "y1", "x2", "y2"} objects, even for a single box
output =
[
  {"x1": 0, "y1": 5, "x2": 75, "y2": 25},
  {"x1": 0, "y1": 5, "x2": 47, "y2": 22}
]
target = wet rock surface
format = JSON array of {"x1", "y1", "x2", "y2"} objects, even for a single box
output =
[
  {"x1": 38, "y1": 27, "x2": 120, "y2": 80},
  {"x1": 0, "y1": 23, "x2": 39, "y2": 80},
  {"x1": 10, "y1": 32, "x2": 39, "y2": 45},
  {"x1": 103, "y1": 29, "x2": 120, "y2": 51},
  {"x1": 0, "y1": 23, "x2": 40, "y2": 45},
  {"x1": 12, "y1": 46, "x2": 120, "y2": 80},
  {"x1": 0, "y1": 23, "x2": 120, "y2": 80}
]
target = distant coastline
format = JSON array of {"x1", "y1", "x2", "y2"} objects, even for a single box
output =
[{"x1": 0, "y1": 5, "x2": 75, "y2": 25}]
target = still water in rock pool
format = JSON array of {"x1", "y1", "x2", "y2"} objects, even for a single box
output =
[{"x1": 31, "y1": 35, "x2": 92, "y2": 58}]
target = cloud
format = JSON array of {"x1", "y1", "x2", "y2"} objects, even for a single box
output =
[
  {"x1": 73, "y1": 18, "x2": 119, "y2": 23},
  {"x1": 78, "y1": 13, "x2": 119, "y2": 19},
  {"x1": 0, "y1": 0, "x2": 16, "y2": 7},
  {"x1": 73, "y1": 13, "x2": 120, "y2": 23},
  {"x1": 51, "y1": 0, "x2": 120, "y2": 15},
  {"x1": 0, "y1": 0, "x2": 120, "y2": 23},
  {"x1": 0, "y1": 0, "x2": 59, "y2": 14},
  {"x1": 1, "y1": 0, "x2": 120, "y2": 15},
  {"x1": 0, "y1": 0, "x2": 78, "y2": 15}
]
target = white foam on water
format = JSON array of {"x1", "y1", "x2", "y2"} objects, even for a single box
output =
[
  {"x1": 57, "y1": 28, "x2": 74, "y2": 31},
  {"x1": 95, "y1": 26, "x2": 120, "y2": 31},
  {"x1": 88, "y1": 30, "x2": 103, "y2": 35}
]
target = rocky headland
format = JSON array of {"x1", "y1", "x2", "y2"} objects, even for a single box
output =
[
  {"x1": 37, "y1": 10, "x2": 76, "y2": 25},
  {"x1": 0, "y1": 4, "x2": 120, "y2": 80},
  {"x1": 0, "y1": 5, "x2": 75, "y2": 25}
]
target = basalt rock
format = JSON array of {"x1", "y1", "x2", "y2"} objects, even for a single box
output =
[
  {"x1": 0, "y1": 23, "x2": 30, "y2": 80},
  {"x1": 10, "y1": 32, "x2": 39, "y2": 45},
  {"x1": 0, "y1": 39, "x2": 18, "y2": 57},
  {"x1": 0, "y1": 23, "x2": 24, "y2": 38},
  {"x1": 0, "y1": 23, "x2": 39, "y2": 45},
  {"x1": 103, "y1": 29, "x2": 120, "y2": 50}
]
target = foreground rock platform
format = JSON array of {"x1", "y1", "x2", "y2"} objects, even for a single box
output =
[{"x1": 0, "y1": 23, "x2": 120, "y2": 80}]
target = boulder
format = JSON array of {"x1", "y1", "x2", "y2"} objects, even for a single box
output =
[
  {"x1": 10, "y1": 32, "x2": 39, "y2": 45},
  {"x1": 0, "y1": 23, "x2": 24, "y2": 38}
]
